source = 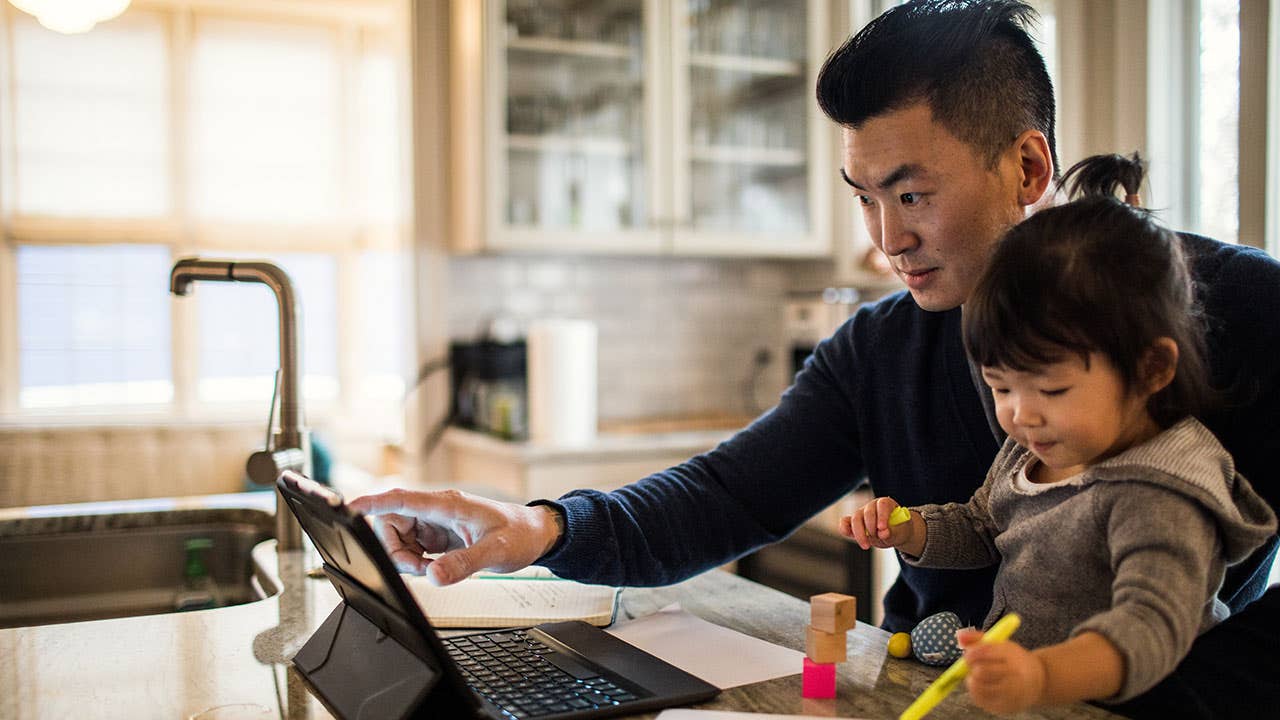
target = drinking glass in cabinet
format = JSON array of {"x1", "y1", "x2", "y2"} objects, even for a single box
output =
[
  {"x1": 686, "y1": 0, "x2": 805, "y2": 61},
  {"x1": 502, "y1": 0, "x2": 647, "y2": 232}
]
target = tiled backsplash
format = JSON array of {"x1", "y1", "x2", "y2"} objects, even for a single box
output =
[{"x1": 449, "y1": 256, "x2": 836, "y2": 420}]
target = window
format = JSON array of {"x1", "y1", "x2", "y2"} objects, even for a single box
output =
[
  {"x1": 1197, "y1": 0, "x2": 1239, "y2": 244},
  {"x1": 12, "y1": 11, "x2": 171, "y2": 218},
  {"x1": 17, "y1": 245, "x2": 173, "y2": 408},
  {"x1": 188, "y1": 18, "x2": 340, "y2": 224},
  {"x1": 0, "y1": 2, "x2": 410, "y2": 421},
  {"x1": 1147, "y1": 0, "x2": 1251, "y2": 245},
  {"x1": 195, "y1": 252, "x2": 339, "y2": 404}
]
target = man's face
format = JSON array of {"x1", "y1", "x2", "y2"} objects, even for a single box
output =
[{"x1": 841, "y1": 102, "x2": 1027, "y2": 311}]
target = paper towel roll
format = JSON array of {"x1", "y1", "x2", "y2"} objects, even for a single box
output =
[{"x1": 527, "y1": 319, "x2": 598, "y2": 446}]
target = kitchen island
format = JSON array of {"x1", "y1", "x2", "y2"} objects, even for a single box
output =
[{"x1": 1, "y1": 534, "x2": 1122, "y2": 720}]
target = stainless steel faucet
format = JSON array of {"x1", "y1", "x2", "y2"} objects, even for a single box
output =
[{"x1": 170, "y1": 257, "x2": 310, "y2": 551}]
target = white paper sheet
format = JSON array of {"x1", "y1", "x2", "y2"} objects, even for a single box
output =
[
  {"x1": 605, "y1": 604, "x2": 805, "y2": 689},
  {"x1": 660, "y1": 707, "x2": 870, "y2": 712}
]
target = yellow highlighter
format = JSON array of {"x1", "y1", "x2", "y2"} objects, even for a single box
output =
[
  {"x1": 889, "y1": 505, "x2": 912, "y2": 527},
  {"x1": 898, "y1": 613, "x2": 1022, "y2": 720}
]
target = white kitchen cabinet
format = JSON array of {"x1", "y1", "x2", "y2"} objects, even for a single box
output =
[{"x1": 450, "y1": 0, "x2": 833, "y2": 257}]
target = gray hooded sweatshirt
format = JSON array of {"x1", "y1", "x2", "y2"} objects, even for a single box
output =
[{"x1": 905, "y1": 416, "x2": 1277, "y2": 702}]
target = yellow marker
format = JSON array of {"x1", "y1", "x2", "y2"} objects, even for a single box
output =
[
  {"x1": 889, "y1": 505, "x2": 912, "y2": 527},
  {"x1": 898, "y1": 613, "x2": 1021, "y2": 720}
]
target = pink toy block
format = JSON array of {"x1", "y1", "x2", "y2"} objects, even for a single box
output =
[{"x1": 802, "y1": 657, "x2": 836, "y2": 698}]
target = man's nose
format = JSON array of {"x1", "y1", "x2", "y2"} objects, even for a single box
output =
[{"x1": 877, "y1": 207, "x2": 917, "y2": 256}]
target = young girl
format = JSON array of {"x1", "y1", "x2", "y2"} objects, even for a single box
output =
[{"x1": 841, "y1": 153, "x2": 1277, "y2": 714}]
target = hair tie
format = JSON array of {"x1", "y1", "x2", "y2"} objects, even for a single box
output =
[{"x1": 1124, "y1": 193, "x2": 1141, "y2": 207}]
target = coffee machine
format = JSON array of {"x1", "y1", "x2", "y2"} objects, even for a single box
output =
[
  {"x1": 450, "y1": 339, "x2": 528, "y2": 440},
  {"x1": 785, "y1": 287, "x2": 862, "y2": 375}
]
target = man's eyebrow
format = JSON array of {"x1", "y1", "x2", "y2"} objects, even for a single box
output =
[
  {"x1": 839, "y1": 167, "x2": 863, "y2": 190},
  {"x1": 839, "y1": 164, "x2": 926, "y2": 191}
]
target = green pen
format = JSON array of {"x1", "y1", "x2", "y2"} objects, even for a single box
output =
[{"x1": 898, "y1": 613, "x2": 1022, "y2": 720}]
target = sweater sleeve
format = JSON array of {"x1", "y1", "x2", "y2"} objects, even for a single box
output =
[
  {"x1": 902, "y1": 468, "x2": 1001, "y2": 570},
  {"x1": 1073, "y1": 483, "x2": 1222, "y2": 702},
  {"x1": 535, "y1": 321, "x2": 868, "y2": 587}
]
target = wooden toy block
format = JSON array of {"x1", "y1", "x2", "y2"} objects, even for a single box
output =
[
  {"x1": 810, "y1": 592, "x2": 856, "y2": 634},
  {"x1": 805, "y1": 625, "x2": 847, "y2": 663},
  {"x1": 802, "y1": 657, "x2": 836, "y2": 698}
]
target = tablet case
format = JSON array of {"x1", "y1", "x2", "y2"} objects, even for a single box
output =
[{"x1": 279, "y1": 473, "x2": 488, "y2": 719}]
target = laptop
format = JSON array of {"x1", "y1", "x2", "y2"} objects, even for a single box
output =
[{"x1": 277, "y1": 470, "x2": 720, "y2": 720}]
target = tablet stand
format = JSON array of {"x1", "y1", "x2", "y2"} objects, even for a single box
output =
[{"x1": 292, "y1": 601, "x2": 475, "y2": 719}]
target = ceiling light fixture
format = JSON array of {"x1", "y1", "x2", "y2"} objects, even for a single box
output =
[{"x1": 9, "y1": 0, "x2": 131, "y2": 34}]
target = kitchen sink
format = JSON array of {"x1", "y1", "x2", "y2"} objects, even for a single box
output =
[{"x1": 0, "y1": 504, "x2": 277, "y2": 628}]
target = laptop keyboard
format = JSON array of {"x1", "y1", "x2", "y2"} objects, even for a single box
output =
[{"x1": 443, "y1": 629, "x2": 642, "y2": 718}]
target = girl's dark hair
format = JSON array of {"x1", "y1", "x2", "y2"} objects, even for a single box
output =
[{"x1": 962, "y1": 152, "x2": 1214, "y2": 427}]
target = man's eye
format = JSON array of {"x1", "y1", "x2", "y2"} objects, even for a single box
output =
[
  {"x1": 857, "y1": 195, "x2": 873, "y2": 206},
  {"x1": 900, "y1": 192, "x2": 919, "y2": 205}
]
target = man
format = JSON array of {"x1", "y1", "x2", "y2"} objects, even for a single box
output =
[{"x1": 353, "y1": 2, "x2": 1280, "y2": 715}]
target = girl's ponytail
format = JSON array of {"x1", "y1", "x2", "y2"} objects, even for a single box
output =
[{"x1": 1059, "y1": 152, "x2": 1146, "y2": 206}]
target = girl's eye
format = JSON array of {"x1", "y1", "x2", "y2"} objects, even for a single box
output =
[
  {"x1": 1040, "y1": 388, "x2": 1070, "y2": 397},
  {"x1": 991, "y1": 387, "x2": 1010, "y2": 395}
]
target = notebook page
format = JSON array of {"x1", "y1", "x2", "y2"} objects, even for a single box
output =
[{"x1": 404, "y1": 572, "x2": 619, "y2": 628}]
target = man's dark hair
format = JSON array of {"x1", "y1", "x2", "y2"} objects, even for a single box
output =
[
  {"x1": 816, "y1": 0, "x2": 1059, "y2": 175},
  {"x1": 963, "y1": 154, "x2": 1215, "y2": 428}
]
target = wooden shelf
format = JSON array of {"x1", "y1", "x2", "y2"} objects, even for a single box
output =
[
  {"x1": 688, "y1": 52, "x2": 803, "y2": 77},
  {"x1": 689, "y1": 144, "x2": 805, "y2": 166},
  {"x1": 506, "y1": 36, "x2": 635, "y2": 61},
  {"x1": 507, "y1": 134, "x2": 634, "y2": 157}
]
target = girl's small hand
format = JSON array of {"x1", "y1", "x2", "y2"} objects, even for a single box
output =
[
  {"x1": 839, "y1": 497, "x2": 916, "y2": 551},
  {"x1": 957, "y1": 629, "x2": 1047, "y2": 715}
]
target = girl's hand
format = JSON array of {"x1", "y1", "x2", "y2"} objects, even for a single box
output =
[
  {"x1": 839, "y1": 496, "x2": 917, "y2": 551},
  {"x1": 957, "y1": 629, "x2": 1047, "y2": 714}
]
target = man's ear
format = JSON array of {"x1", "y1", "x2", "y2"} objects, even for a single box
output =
[
  {"x1": 1011, "y1": 129, "x2": 1053, "y2": 208},
  {"x1": 1140, "y1": 337, "x2": 1180, "y2": 396}
]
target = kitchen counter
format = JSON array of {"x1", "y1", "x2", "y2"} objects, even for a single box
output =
[
  {"x1": 444, "y1": 425, "x2": 744, "y2": 502},
  {"x1": 0, "y1": 499, "x2": 1122, "y2": 720},
  {"x1": 444, "y1": 425, "x2": 741, "y2": 465}
]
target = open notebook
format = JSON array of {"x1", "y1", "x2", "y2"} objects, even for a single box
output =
[{"x1": 403, "y1": 566, "x2": 620, "y2": 628}]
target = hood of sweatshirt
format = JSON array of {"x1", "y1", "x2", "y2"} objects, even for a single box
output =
[{"x1": 1086, "y1": 417, "x2": 1277, "y2": 563}]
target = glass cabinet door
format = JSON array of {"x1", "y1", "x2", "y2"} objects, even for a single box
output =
[
  {"x1": 499, "y1": 0, "x2": 649, "y2": 238},
  {"x1": 674, "y1": 0, "x2": 826, "y2": 253}
]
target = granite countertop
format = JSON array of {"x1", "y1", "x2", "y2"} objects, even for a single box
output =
[
  {"x1": 0, "y1": 496, "x2": 1123, "y2": 720},
  {"x1": 443, "y1": 426, "x2": 741, "y2": 463}
]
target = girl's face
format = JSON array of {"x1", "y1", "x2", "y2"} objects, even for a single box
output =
[{"x1": 981, "y1": 352, "x2": 1161, "y2": 482}]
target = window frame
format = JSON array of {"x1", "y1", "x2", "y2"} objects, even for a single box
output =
[
  {"x1": 1145, "y1": 0, "x2": 1276, "y2": 250},
  {"x1": 0, "y1": 0, "x2": 411, "y2": 430},
  {"x1": 1270, "y1": 0, "x2": 1280, "y2": 256}
]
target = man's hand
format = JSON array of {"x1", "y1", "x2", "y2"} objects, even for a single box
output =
[
  {"x1": 957, "y1": 629, "x2": 1047, "y2": 714},
  {"x1": 348, "y1": 488, "x2": 564, "y2": 586},
  {"x1": 839, "y1": 496, "x2": 925, "y2": 556}
]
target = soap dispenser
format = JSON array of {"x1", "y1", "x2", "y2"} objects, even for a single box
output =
[{"x1": 174, "y1": 537, "x2": 223, "y2": 611}]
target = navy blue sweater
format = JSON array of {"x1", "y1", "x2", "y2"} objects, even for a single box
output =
[{"x1": 539, "y1": 234, "x2": 1280, "y2": 640}]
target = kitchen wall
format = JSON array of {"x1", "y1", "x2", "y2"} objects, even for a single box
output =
[{"x1": 448, "y1": 255, "x2": 845, "y2": 421}]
